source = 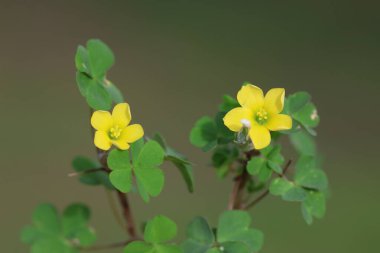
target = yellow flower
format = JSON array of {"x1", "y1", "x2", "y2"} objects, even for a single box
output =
[
  {"x1": 91, "y1": 103, "x2": 144, "y2": 151},
  {"x1": 223, "y1": 84, "x2": 292, "y2": 149}
]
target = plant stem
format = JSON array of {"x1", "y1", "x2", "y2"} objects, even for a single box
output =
[
  {"x1": 228, "y1": 149, "x2": 260, "y2": 210},
  {"x1": 116, "y1": 191, "x2": 138, "y2": 238}
]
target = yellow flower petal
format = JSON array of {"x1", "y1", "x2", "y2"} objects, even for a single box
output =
[
  {"x1": 264, "y1": 88, "x2": 285, "y2": 114},
  {"x1": 112, "y1": 140, "x2": 130, "y2": 150},
  {"x1": 91, "y1": 111, "x2": 112, "y2": 131},
  {"x1": 120, "y1": 124, "x2": 144, "y2": 143},
  {"x1": 112, "y1": 103, "x2": 131, "y2": 128},
  {"x1": 223, "y1": 107, "x2": 253, "y2": 132},
  {"x1": 237, "y1": 84, "x2": 264, "y2": 110},
  {"x1": 266, "y1": 114, "x2": 292, "y2": 131},
  {"x1": 94, "y1": 131, "x2": 112, "y2": 150},
  {"x1": 249, "y1": 125, "x2": 271, "y2": 150}
]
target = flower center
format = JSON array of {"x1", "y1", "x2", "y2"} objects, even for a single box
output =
[
  {"x1": 255, "y1": 108, "x2": 268, "y2": 125},
  {"x1": 108, "y1": 125, "x2": 123, "y2": 140}
]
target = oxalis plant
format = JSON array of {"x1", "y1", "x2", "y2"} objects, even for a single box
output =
[{"x1": 21, "y1": 39, "x2": 329, "y2": 253}]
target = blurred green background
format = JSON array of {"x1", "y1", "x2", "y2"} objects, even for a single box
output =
[{"x1": 1, "y1": 0, "x2": 379, "y2": 252}]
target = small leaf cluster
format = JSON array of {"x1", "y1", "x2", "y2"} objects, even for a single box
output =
[
  {"x1": 124, "y1": 215, "x2": 181, "y2": 253},
  {"x1": 269, "y1": 155, "x2": 328, "y2": 224},
  {"x1": 21, "y1": 203, "x2": 96, "y2": 253},
  {"x1": 106, "y1": 135, "x2": 194, "y2": 202},
  {"x1": 182, "y1": 210, "x2": 263, "y2": 253},
  {"x1": 75, "y1": 39, "x2": 123, "y2": 110},
  {"x1": 72, "y1": 156, "x2": 114, "y2": 189},
  {"x1": 190, "y1": 95, "x2": 240, "y2": 178},
  {"x1": 247, "y1": 145, "x2": 285, "y2": 182}
]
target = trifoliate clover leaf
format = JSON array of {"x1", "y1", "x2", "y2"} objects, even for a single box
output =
[
  {"x1": 247, "y1": 145, "x2": 285, "y2": 182},
  {"x1": 75, "y1": 39, "x2": 123, "y2": 110},
  {"x1": 124, "y1": 215, "x2": 181, "y2": 253},
  {"x1": 72, "y1": 156, "x2": 113, "y2": 190},
  {"x1": 182, "y1": 211, "x2": 263, "y2": 253},
  {"x1": 152, "y1": 133, "x2": 195, "y2": 193},
  {"x1": 190, "y1": 116, "x2": 218, "y2": 151},
  {"x1": 21, "y1": 203, "x2": 96, "y2": 253},
  {"x1": 301, "y1": 191, "x2": 327, "y2": 225},
  {"x1": 107, "y1": 140, "x2": 165, "y2": 202},
  {"x1": 217, "y1": 211, "x2": 264, "y2": 253}
]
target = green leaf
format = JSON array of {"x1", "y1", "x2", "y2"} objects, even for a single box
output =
[
  {"x1": 153, "y1": 133, "x2": 194, "y2": 193},
  {"x1": 125, "y1": 216, "x2": 180, "y2": 253},
  {"x1": 144, "y1": 215, "x2": 177, "y2": 243},
  {"x1": 75, "y1": 45, "x2": 90, "y2": 74},
  {"x1": 290, "y1": 130, "x2": 316, "y2": 156},
  {"x1": 293, "y1": 102, "x2": 320, "y2": 128},
  {"x1": 285, "y1": 91, "x2": 311, "y2": 114},
  {"x1": 303, "y1": 191, "x2": 326, "y2": 220},
  {"x1": 269, "y1": 178, "x2": 293, "y2": 196},
  {"x1": 190, "y1": 116, "x2": 218, "y2": 151},
  {"x1": 72, "y1": 156, "x2": 113, "y2": 189},
  {"x1": 219, "y1": 95, "x2": 239, "y2": 112},
  {"x1": 295, "y1": 169, "x2": 328, "y2": 191},
  {"x1": 258, "y1": 165, "x2": 272, "y2": 182},
  {"x1": 103, "y1": 79, "x2": 124, "y2": 103},
  {"x1": 282, "y1": 186, "x2": 307, "y2": 202},
  {"x1": 21, "y1": 226, "x2": 42, "y2": 244},
  {"x1": 267, "y1": 160, "x2": 282, "y2": 174},
  {"x1": 137, "y1": 140, "x2": 165, "y2": 169},
  {"x1": 171, "y1": 160, "x2": 194, "y2": 192},
  {"x1": 62, "y1": 203, "x2": 90, "y2": 234},
  {"x1": 218, "y1": 211, "x2": 264, "y2": 252},
  {"x1": 110, "y1": 170, "x2": 133, "y2": 193},
  {"x1": 124, "y1": 241, "x2": 152, "y2": 253},
  {"x1": 182, "y1": 217, "x2": 215, "y2": 253},
  {"x1": 220, "y1": 241, "x2": 250, "y2": 253},
  {"x1": 295, "y1": 155, "x2": 318, "y2": 173},
  {"x1": 247, "y1": 157, "x2": 265, "y2": 176},
  {"x1": 86, "y1": 82, "x2": 112, "y2": 110},
  {"x1": 32, "y1": 204, "x2": 61, "y2": 234},
  {"x1": 76, "y1": 72, "x2": 94, "y2": 97},
  {"x1": 107, "y1": 150, "x2": 132, "y2": 171},
  {"x1": 87, "y1": 39, "x2": 115, "y2": 79},
  {"x1": 23, "y1": 203, "x2": 96, "y2": 252},
  {"x1": 31, "y1": 238, "x2": 73, "y2": 253},
  {"x1": 131, "y1": 138, "x2": 145, "y2": 164},
  {"x1": 135, "y1": 140, "x2": 165, "y2": 202},
  {"x1": 74, "y1": 227, "x2": 96, "y2": 247},
  {"x1": 107, "y1": 149, "x2": 133, "y2": 192},
  {"x1": 154, "y1": 244, "x2": 182, "y2": 253}
]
